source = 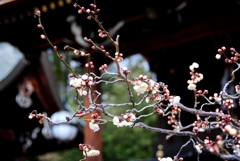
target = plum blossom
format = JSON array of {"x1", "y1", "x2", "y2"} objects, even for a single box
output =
[
  {"x1": 171, "y1": 96, "x2": 181, "y2": 105},
  {"x1": 235, "y1": 85, "x2": 240, "y2": 94},
  {"x1": 189, "y1": 62, "x2": 199, "y2": 71},
  {"x1": 158, "y1": 157, "x2": 173, "y2": 161},
  {"x1": 70, "y1": 78, "x2": 82, "y2": 88},
  {"x1": 113, "y1": 114, "x2": 136, "y2": 127},
  {"x1": 195, "y1": 144, "x2": 202, "y2": 153},
  {"x1": 83, "y1": 149, "x2": 100, "y2": 157},
  {"x1": 187, "y1": 83, "x2": 196, "y2": 90},
  {"x1": 89, "y1": 122, "x2": 100, "y2": 132},
  {"x1": 133, "y1": 81, "x2": 148, "y2": 94}
]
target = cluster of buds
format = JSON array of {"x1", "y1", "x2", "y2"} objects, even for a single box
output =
[
  {"x1": 89, "y1": 113, "x2": 101, "y2": 132},
  {"x1": 74, "y1": 49, "x2": 86, "y2": 56},
  {"x1": 98, "y1": 29, "x2": 107, "y2": 38},
  {"x1": 69, "y1": 74, "x2": 94, "y2": 96},
  {"x1": 28, "y1": 112, "x2": 45, "y2": 124},
  {"x1": 215, "y1": 114, "x2": 231, "y2": 128},
  {"x1": 209, "y1": 93, "x2": 222, "y2": 105},
  {"x1": 79, "y1": 143, "x2": 100, "y2": 157},
  {"x1": 167, "y1": 114, "x2": 177, "y2": 126},
  {"x1": 99, "y1": 64, "x2": 108, "y2": 71},
  {"x1": 99, "y1": 45, "x2": 110, "y2": 56},
  {"x1": 85, "y1": 61, "x2": 94, "y2": 68},
  {"x1": 204, "y1": 135, "x2": 223, "y2": 153},
  {"x1": 216, "y1": 46, "x2": 240, "y2": 63},
  {"x1": 192, "y1": 117, "x2": 209, "y2": 134},
  {"x1": 195, "y1": 89, "x2": 208, "y2": 97},
  {"x1": 215, "y1": 46, "x2": 226, "y2": 60},
  {"x1": 223, "y1": 98, "x2": 234, "y2": 109},
  {"x1": 84, "y1": 37, "x2": 93, "y2": 43},
  {"x1": 187, "y1": 62, "x2": 203, "y2": 91},
  {"x1": 122, "y1": 67, "x2": 130, "y2": 75},
  {"x1": 115, "y1": 52, "x2": 123, "y2": 62},
  {"x1": 82, "y1": 4, "x2": 100, "y2": 20},
  {"x1": 113, "y1": 113, "x2": 136, "y2": 127},
  {"x1": 228, "y1": 47, "x2": 240, "y2": 62}
]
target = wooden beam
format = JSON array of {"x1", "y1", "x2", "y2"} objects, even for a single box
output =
[{"x1": 120, "y1": 13, "x2": 240, "y2": 56}]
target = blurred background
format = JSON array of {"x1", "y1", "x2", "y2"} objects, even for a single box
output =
[{"x1": 1, "y1": 0, "x2": 240, "y2": 160}]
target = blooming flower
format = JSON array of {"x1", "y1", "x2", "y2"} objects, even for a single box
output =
[
  {"x1": 89, "y1": 122, "x2": 100, "y2": 132},
  {"x1": 70, "y1": 78, "x2": 82, "y2": 88},
  {"x1": 158, "y1": 157, "x2": 173, "y2": 161},
  {"x1": 235, "y1": 85, "x2": 240, "y2": 94},
  {"x1": 112, "y1": 116, "x2": 134, "y2": 127},
  {"x1": 83, "y1": 150, "x2": 100, "y2": 157},
  {"x1": 187, "y1": 83, "x2": 196, "y2": 90},
  {"x1": 195, "y1": 144, "x2": 202, "y2": 153},
  {"x1": 172, "y1": 96, "x2": 181, "y2": 105},
  {"x1": 133, "y1": 82, "x2": 148, "y2": 94}
]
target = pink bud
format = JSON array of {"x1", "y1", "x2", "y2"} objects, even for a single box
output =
[
  {"x1": 37, "y1": 24, "x2": 43, "y2": 29},
  {"x1": 78, "y1": 9, "x2": 83, "y2": 14},
  {"x1": 74, "y1": 49, "x2": 80, "y2": 55},
  {"x1": 69, "y1": 73, "x2": 74, "y2": 77},
  {"x1": 73, "y1": 3, "x2": 78, "y2": 8},
  {"x1": 87, "y1": 16, "x2": 91, "y2": 20},
  {"x1": 230, "y1": 47, "x2": 235, "y2": 51},
  {"x1": 40, "y1": 34, "x2": 46, "y2": 39},
  {"x1": 221, "y1": 46, "x2": 226, "y2": 51},
  {"x1": 59, "y1": 54, "x2": 63, "y2": 59},
  {"x1": 36, "y1": 10, "x2": 41, "y2": 16},
  {"x1": 218, "y1": 48, "x2": 223, "y2": 53}
]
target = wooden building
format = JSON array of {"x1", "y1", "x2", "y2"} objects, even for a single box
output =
[{"x1": 1, "y1": 0, "x2": 240, "y2": 160}]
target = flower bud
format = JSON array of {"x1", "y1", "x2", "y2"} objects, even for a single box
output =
[{"x1": 40, "y1": 34, "x2": 46, "y2": 39}]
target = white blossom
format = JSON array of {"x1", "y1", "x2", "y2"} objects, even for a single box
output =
[
  {"x1": 89, "y1": 122, "x2": 100, "y2": 132},
  {"x1": 159, "y1": 157, "x2": 173, "y2": 161},
  {"x1": 187, "y1": 83, "x2": 196, "y2": 90},
  {"x1": 83, "y1": 150, "x2": 100, "y2": 157},
  {"x1": 235, "y1": 86, "x2": 240, "y2": 94},
  {"x1": 195, "y1": 144, "x2": 202, "y2": 153},
  {"x1": 82, "y1": 74, "x2": 88, "y2": 80},
  {"x1": 112, "y1": 116, "x2": 134, "y2": 127},
  {"x1": 189, "y1": 62, "x2": 199, "y2": 71},
  {"x1": 70, "y1": 78, "x2": 82, "y2": 88},
  {"x1": 215, "y1": 54, "x2": 221, "y2": 59},
  {"x1": 192, "y1": 62, "x2": 199, "y2": 68},
  {"x1": 172, "y1": 96, "x2": 181, "y2": 105},
  {"x1": 196, "y1": 73, "x2": 203, "y2": 82},
  {"x1": 133, "y1": 82, "x2": 148, "y2": 94},
  {"x1": 113, "y1": 117, "x2": 120, "y2": 126}
]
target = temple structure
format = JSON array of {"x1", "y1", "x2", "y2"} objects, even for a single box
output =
[{"x1": 1, "y1": 0, "x2": 240, "y2": 160}]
